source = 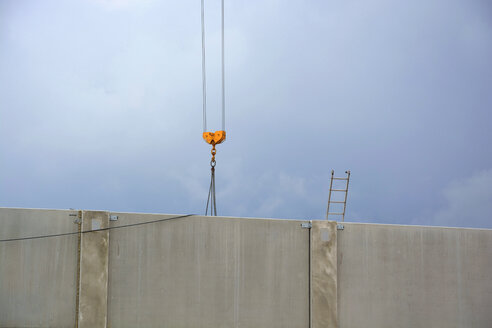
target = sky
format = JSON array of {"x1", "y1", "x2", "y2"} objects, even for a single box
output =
[{"x1": 0, "y1": 0, "x2": 491, "y2": 228}]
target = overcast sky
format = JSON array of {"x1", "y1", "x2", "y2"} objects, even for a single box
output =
[{"x1": 1, "y1": 0, "x2": 491, "y2": 228}]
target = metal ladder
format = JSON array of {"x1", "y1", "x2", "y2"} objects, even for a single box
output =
[{"x1": 326, "y1": 170, "x2": 351, "y2": 221}]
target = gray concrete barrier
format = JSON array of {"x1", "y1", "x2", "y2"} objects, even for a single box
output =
[
  {"x1": 337, "y1": 223, "x2": 492, "y2": 328},
  {"x1": 0, "y1": 208, "x2": 78, "y2": 328},
  {"x1": 107, "y1": 213, "x2": 311, "y2": 328},
  {"x1": 1, "y1": 208, "x2": 491, "y2": 327}
]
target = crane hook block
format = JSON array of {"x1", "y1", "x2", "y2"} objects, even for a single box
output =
[{"x1": 203, "y1": 130, "x2": 226, "y2": 145}]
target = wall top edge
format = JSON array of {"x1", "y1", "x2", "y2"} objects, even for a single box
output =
[
  {"x1": 340, "y1": 221, "x2": 492, "y2": 232},
  {"x1": 0, "y1": 207, "x2": 75, "y2": 213},
  {"x1": 0, "y1": 207, "x2": 315, "y2": 224},
  {"x1": 1, "y1": 207, "x2": 489, "y2": 231}
]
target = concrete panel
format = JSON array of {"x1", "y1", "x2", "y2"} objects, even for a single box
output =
[
  {"x1": 311, "y1": 220, "x2": 337, "y2": 328},
  {"x1": 78, "y1": 210, "x2": 110, "y2": 328},
  {"x1": 107, "y1": 214, "x2": 310, "y2": 328},
  {"x1": 337, "y1": 223, "x2": 492, "y2": 328},
  {"x1": 0, "y1": 208, "x2": 78, "y2": 327}
]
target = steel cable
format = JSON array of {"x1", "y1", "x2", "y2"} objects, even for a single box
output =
[
  {"x1": 221, "y1": 0, "x2": 225, "y2": 131},
  {"x1": 201, "y1": 0, "x2": 207, "y2": 133},
  {"x1": 201, "y1": 0, "x2": 226, "y2": 132},
  {"x1": 205, "y1": 162, "x2": 217, "y2": 215},
  {"x1": 0, "y1": 214, "x2": 194, "y2": 243}
]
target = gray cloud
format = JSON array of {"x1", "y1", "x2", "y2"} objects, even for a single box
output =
[
  {"x1": 412, "y1": 169, "x2": 492, "y2": 229},
  {"x1": 1, "y1": 0, "x2": 491, "y2": 228}
]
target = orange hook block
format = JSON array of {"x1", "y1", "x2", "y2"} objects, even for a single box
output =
[{"x1": 202, "y1": 130, "x2": 226, "y2": 145}]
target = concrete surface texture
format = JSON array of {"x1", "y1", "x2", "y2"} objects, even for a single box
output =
[
  {"x1": 107, "y1": 213, "x2": 311, "y2": 328},
  {"x1": 337, "y1": 223, "x2": 492, "y2": 328},
  {"x1": 0, "y1": 208, "x2": 78, "y2": 328},
  {"x1": 1, "y1": 207, "x2": 492, "y2": 328},
  {"x1": 311, "y1": 220, "x2": 337, "y2": 328},
  {"x1": 78, "y1": 211, "x2": 110, "y2": 328}
]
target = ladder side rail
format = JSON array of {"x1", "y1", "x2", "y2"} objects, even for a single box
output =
[
  {"x1": 326, "y1": 170, "x2": 334, "y2": 219},
  {"x1": 341, "y1": 170, "x2": 351, "y2": 222}
]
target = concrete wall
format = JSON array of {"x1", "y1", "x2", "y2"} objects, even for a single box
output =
[
  {"x1": 0, "y1": 208, "x2": 78, "y2": 328},
  {"x1": 79, "y1": 211, "x2": 110, "y2": 328},
  {"x1": 1, "y1": 208, "x2": 492, "y2": 328},
  {"x1": 337, "y1": 223, "x2": 492, "y2": 328},
  {"x1": 311, "y1": 220, "x2": 338, "y2": 328},
  {"x1": 107, "y1": 213, "x2": 311, "y2": 328}
]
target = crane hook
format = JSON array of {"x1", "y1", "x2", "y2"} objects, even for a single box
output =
[{"x1": 204, "y1": 131, "x2": 225, "y2": 216}]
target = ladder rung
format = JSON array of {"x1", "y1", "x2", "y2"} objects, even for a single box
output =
[
  {"x1": 327, "y1": 212, "x2": 344, "y2": 215},
  {"x1": 329, "y1": 201, "x2": 345, "y2": 204},
  {"x1": 331, "y1": 189, "x2": 347, "y2": 192},
  {"x1": 332, "y1": 177, "x2": 348, "y2": 180}
]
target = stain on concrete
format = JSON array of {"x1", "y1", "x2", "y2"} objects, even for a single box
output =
[
  {"x1": 78, "y1": 211, "x2": 109, "y2": 328},
  {"x1": 311, "y1": 220, "x2": 338, "y2": 328}
]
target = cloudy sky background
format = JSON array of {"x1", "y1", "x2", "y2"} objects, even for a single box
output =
[{"x1": 1, "y1": 0, "x2": 491, "y2": 228}]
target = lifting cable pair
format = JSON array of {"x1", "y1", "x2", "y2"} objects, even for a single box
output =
[{"x1": 201, "y1": 0, "x2": 226, "y2": 216}]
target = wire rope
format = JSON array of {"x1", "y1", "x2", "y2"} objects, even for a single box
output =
[
  {"x1": 221, "y1": 0, "x2": 225, "y2": 131},
  {"x1": 201, "y1": 0, "x2": 207, "y2": 132},
  {"x1": 0, "y1": 214, "x2": 194, "y2": 243},
  {"x1": 205, "y1": 162, "x2": 217, "y2": 215},
  {"x1": 201, "y1": 0, "x2": 226, "y2": 132},
  {"x1": 202, "y1": 0, "x2": 225, "y2": 216}
]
